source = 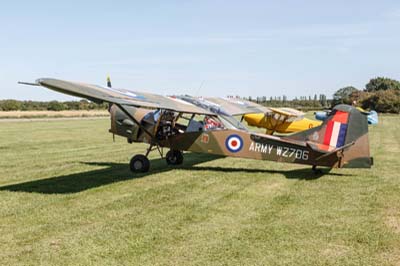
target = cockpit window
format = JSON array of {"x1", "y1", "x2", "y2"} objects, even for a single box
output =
[{"x1": 203, "y1": 116, "x2": 223, "y2": 130}]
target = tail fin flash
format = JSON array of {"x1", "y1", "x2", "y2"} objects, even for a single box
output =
[
  {"x1": 293, "y1": 105, "x2": 372, "y2": 168},
  {"x1": 322, "y1": 109, "x2": 349, "y2": 148}
]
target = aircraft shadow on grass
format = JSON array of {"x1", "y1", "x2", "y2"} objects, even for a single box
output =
[{"x1": 0, "y1": 153, "x2": 351, "y2": 194}]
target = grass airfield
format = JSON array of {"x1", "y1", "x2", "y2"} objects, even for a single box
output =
[{"x1": 0, "y1": 116, "x2": 399, "y2": 266}]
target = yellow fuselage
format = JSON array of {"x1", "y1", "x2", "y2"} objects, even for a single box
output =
[{"x1": 244, "y1": 113, "x2": 322, "y2": 134}]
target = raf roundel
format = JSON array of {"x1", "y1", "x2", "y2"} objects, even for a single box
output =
[{"x1": 225, "y1": 134, "x2": 244, "y2": 153}]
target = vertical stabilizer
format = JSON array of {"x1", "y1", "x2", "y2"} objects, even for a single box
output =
[{"x1": 290, "y1": 105, "x2": 372, "y2": 168}]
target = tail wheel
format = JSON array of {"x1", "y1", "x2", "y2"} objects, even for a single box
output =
[
  {"x1": 130, "y1": 154, "x2": 150, "y2": 173},
  {"x1": 166, "y1": 150, "x2": 184, "y2": 165}
]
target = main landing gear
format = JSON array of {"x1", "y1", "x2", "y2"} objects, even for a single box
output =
[
  {"x1": 312, "y1": 165, "x2": 323, "y2": 175},
  {"x1": 166, "y1": 150, "x2": 183, "y2": 165},
  {"x1": 130, "y1": 155, "x2": 150, "y2": 173},
  {"x1": 129, "y1": 144, "x2": 184, "y2": 173}
]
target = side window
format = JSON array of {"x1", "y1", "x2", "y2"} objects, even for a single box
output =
[
  {"x1": 204, "y1": 116, "x2": 223, "y2": 130},
  {"x1": 187, "y1": 115, "x2": 205, "y2": 132}
]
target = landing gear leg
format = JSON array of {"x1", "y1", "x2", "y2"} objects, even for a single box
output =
[{"x1": 312, "y1": 165, "x2": 322, "y2": 175}]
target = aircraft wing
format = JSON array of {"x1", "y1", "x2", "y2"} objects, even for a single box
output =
[
  {"x1": 204, "y1": 97, "x2": 307, "y2": 124},
  {"x1": 269, "y1": 107, "x2": 305, "y2": 117},
  {"x1": 265, "y1": 107, "x2": 306, "y2": 123},
  {"x1": 205, "y1": 97, "x2": 270, "y2": 115},
  {"x1": 23, "y1": 78, "x2": 214, "y2": 115},
  {"x1": 175, "y1": 95, "x2": 248, "y2": 130}
]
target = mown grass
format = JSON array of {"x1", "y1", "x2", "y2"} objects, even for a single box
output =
[{"x1": 0, "y1": 116, "x2": 399, "y2": 265}]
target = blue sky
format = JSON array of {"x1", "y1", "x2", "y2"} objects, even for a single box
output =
[{"x1": 1, "y1": 0, "x2": 400, "y2": 101}]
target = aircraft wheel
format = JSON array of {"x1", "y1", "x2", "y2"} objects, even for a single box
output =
[
  {"x1": 130, "y1": 154, "x2": 150, "y2": 173},
  {"x1": 166, "y1": 150, "x2": 183, "y2": 165}
]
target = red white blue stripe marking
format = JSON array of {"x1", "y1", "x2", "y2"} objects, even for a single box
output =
[{"x1": 323, "y1": 111, "x2": 349, "y2": 148}]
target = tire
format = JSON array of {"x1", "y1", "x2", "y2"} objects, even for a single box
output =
[
  {"x1": 130, "y1": 154, "x2": 150, "y2": 173},
  {"x1": 166, "y1": 150, "x2": 184, "y2": 165}
]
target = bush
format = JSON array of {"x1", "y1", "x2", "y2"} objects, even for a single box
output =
[
  {"x1": 47, "y1": 101, "x2": 67, "y2": 111},
  {"x1": 331, "y1": 86, "x2": 359, "y2": 107},
  {"x1": 361, "y1": 89, "x2": 400, "y2": 113},
  {"x1": 0, "y1": 100, "x2": 22, "y2": 111},
  {"x1": 366, "y1": 77, "x2": 400, "y2": 92},
  {"x1": 0, "y1": 100, "x2": 108, "y2": 111}
]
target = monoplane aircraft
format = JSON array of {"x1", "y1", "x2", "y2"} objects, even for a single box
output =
[
  {"x1": 204, "y1": 97, "x2": 322, "y2": 134},
  {"x1": 20, "y1": 78, "x2": 373, "y2": 173}
]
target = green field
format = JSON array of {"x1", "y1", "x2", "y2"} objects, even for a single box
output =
[{"x1": 0, "y1": 116, "x2": 399, "y2": 266}]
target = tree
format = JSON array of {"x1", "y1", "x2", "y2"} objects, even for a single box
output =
[
  {"x1": 0, "y1": 100, "x2": 22, "y2": 111},
  {"x1": 319, "y1": 94, "x2": 327, "y2": 107},
  {"x1": 47, "y1": 101, "x2": 66, "y2": 111},
  {"x1": 365, "y1": 77, "x2": 400, "y2": 92},
  {"x1": 361, "y1": 89, "x2": 400, "y2": 113},
  {"x1": 332, "y1": 86, "x2": 359, "y2": 106}
]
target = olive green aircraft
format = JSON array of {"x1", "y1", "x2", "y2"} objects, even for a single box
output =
[{"x1": 20, "y1": 78, "x2": 373, "y2": 173}]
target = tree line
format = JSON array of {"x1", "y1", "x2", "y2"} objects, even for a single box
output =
[
  {"x1": 1, "y1": 77, "x2": 399, "y2": 113},
  {"x1": 331, "y1": 77, "x2": 400, "y2": 113},
  {"x1": 242, "y1": 94, "x2": 329, "y2": 111},
  {"x1": 242, "y1": 77, "x2": 399, "y2": 113},
  {"x1": 0, "y1": 100, "x2": 108, "y2": 111},
  {"x1": 2, "y1": 96, "x2": 330, "y2": 112}
]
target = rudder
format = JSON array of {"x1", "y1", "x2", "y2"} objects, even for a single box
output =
[{"x1": 291, "y1": 104, "x2": 372, "y2": 168}]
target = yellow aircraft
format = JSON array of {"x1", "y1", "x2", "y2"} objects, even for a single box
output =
[
  {"x1": 206, "y1": 98, "x2": 322, "y2": 135},
  {"x1": 244, "y1": 107, "x2": 322, "y2": 134}
]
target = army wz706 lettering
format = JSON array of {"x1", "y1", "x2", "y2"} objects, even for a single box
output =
[{"x1": 248, "y1": 141, "x2": 309, "y2": 160}]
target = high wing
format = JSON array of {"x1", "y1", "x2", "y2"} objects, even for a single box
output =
[
  {"x1": 174, "y1": 95, "x2": 248, "y2": 130},
  {"x1": 22, "y1": 78, "x2": 214, "y2": 115},
  {"x1": 268, "y1": 107, "x2": 305, "y2": 121},
  {"x1": 205, "y1": 97, "x2": 270, "y2": 116},
  {"x1": 206, "y1": 97, "x2": 305, "y2": 118},
  {"x1": 206, "y1": 97, "x2": 307, "y2": 122}
]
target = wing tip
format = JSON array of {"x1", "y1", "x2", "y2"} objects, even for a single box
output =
[{"x1": 18, "y1": 81, "x2": 40, "y2": 86}]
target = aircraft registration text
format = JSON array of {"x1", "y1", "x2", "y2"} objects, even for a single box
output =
[{"x1": 249, "y1": 141, "x2": 309, "y2": 160}]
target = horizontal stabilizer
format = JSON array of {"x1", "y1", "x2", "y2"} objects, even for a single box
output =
[{"x1": 310, "y1": 141, "x2": 355, "y2": 161}]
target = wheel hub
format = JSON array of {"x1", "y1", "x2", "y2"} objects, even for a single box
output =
[{"x1": 133, "y1": 160, "x2": 143, "y2": 169}]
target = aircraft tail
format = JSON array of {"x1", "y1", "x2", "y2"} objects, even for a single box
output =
[{"x1": 291, "y1": 104, "x2": 373, "y2": 168}]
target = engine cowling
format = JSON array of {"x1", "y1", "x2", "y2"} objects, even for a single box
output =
[{"x1": 108, "y1": 104, "x2": 154, "y2": 143}]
